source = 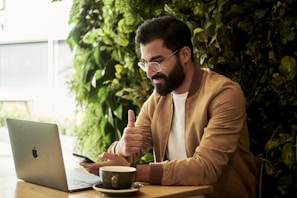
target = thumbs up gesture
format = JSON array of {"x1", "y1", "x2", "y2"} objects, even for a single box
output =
[
  {"x1": 115, "y1": 110, "x2": 143, "y2": 157},
  {"x1": 127, "y1": 109, "x2": 136, "y2": 127}
]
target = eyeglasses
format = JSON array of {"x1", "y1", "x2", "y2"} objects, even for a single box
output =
[{"x1": 138, "y1": 50, "x2": 179, "y2": 72}]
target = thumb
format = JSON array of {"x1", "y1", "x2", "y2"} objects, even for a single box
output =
[{"x1": 127, "y1": 109, "x2": 135, "y2": 127}]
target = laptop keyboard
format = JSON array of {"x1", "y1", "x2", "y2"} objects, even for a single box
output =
[{"x1": 67, "y1": 171, "x2": 101, "y2": 190}]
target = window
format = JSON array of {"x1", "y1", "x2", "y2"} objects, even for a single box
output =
[
  {"x1": 0, "y1": 41, "x2": 48, "y2": 88},
  {"x1": 0, "y1": 40, "x2": 75, "y2": 116}
]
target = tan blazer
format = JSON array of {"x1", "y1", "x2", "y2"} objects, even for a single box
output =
[{"x1": 109, "y1": 67, "x2": 258, "y2": 198}]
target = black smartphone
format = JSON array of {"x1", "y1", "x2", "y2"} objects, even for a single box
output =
[{"x1": 72, "y1": 153, "x2": 95, "y2": 163}]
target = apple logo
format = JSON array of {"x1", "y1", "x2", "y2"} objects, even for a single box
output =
[{"x1": 32, "y1": 147, "x2": 38, "y2": 158}]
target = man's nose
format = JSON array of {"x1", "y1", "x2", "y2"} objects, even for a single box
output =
[{"x1": 146, "y1": 67, "x2": 158, "y2": 79}]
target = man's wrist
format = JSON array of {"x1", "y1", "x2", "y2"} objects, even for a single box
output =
[
  {"x1": 135, "y1": 164, "x2": 150, "y2": 182},
  {"x1": 114, "y1": 143, "x2": 118, "y2": 153}
]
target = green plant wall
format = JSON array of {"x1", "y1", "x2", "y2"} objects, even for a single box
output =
[{"x1": 64, "y1": 0, "x2": 297, "y2": 197}]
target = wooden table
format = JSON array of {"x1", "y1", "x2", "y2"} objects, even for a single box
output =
[
  {"x1": 0, "y1": 175, "x2": 213, "y2": 198},
  {"x1": 0, "y1": 129, "x2": 213, "y2": 197}
]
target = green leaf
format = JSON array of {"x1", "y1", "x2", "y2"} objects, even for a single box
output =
[
  {"x1": 93, "y1": 47, "x2": 101, "y2": 66},
  {"x1": 279, "y1": 56, "x2": 296, "y2": 80},
  {"x1": 113, "y1": 105, "x2": 123, "y2": 120},
  {"x1": 265, "y1": 160, "x2": 274, "y2": 175},
  {"x1": 281, "y1": 142, "x2": 295, "y2": 169},
  {"x1": 264, "y1": 140, "x2": 280, "y2": 153},
  {"x1": 193, "y1": 5, "x2": 204, "y2": 16},
  {"x1": 193, "y1": 27, "x2": 205, "y2": 34},
  {"x1": 98, "y1": 87, "x2": 108, "y2": 104}
]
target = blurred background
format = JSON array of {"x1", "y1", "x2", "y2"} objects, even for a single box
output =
[
  {"x1": 0, "y1": 0, "x2": 77, "y2": 134},
  {"x1": 0, "y1": 0, "x2": 80, "y2": 176}
]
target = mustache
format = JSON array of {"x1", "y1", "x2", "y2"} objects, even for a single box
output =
[{"x1": 152, "y1": 73, "x2": 166, "y2": 80}]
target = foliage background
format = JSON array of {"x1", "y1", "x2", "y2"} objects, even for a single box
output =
[{"x1": 63, "y1": 0, "x2": 297, "y2": 197}]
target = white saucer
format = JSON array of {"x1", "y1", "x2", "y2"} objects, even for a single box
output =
[{"x1": 93, "y1": 183, "x2": 142, "y2": 197}]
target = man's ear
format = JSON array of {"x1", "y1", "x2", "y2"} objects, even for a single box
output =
[{"x1": 179, "y1": 46, "x2": 191, "y2": 63}]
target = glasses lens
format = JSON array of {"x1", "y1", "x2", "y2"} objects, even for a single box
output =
[
  {"x1": 138, "y1": 62, "x2": 161, "y2": 72},
  {"x1": 148, "y1": 62, "x2": 161, "y2": 72},
  {"x1": 138, "y1": 62, "x2": 147, "y2": 71}
]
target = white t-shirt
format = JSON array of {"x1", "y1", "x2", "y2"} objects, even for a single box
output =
[
  {"x1": 166, "y1": 92, "x2": 205, "y2": 198},
  {"x1": 166, "y1": 92, "x2": 188, "y2": 160}
]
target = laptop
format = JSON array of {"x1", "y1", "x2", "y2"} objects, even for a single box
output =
[{"x1": 6, "y1": 118, "x2": 101, "y2": 192}]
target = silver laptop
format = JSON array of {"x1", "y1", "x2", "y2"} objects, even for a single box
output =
[{"x1": 6, "y1": 118, "x2": 101, "y2": 192}]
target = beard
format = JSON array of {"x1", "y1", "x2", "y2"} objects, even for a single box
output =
[{"x1": 151, "y1": 58, "x2": 185, "y2": 96}]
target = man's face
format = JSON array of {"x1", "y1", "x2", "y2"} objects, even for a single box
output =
[
  {"x1": 140, "y1": 40, "x2": 185, "y2": 96},
  {"x1": 152, "y1": 58, "x2": 185, "y2": 96}
]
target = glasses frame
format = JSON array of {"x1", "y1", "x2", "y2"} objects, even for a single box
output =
[{"x1": 138, "y1": 50, "x2": 179, "y2": 72}]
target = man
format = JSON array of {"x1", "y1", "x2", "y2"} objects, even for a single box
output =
[{"x1": 81, "y1": 15, "x2": 258, "y2": 198}]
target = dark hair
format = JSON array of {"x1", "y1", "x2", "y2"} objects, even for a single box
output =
[{"x1": 135, "y1": 15, "x2": 194, "y2": 59}]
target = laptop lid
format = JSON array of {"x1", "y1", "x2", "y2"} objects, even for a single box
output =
[{"x1": 6, "y1": 118, "x2": 100, "y2": 192}]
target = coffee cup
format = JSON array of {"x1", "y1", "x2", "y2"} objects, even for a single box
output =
[{"x1": 99, "y1": 166, "x2": 136, "y2": 189}]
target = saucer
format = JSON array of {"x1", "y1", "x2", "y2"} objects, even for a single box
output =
[{"x1": 93, "y1": 182, "x2": 143, "y2": 197}]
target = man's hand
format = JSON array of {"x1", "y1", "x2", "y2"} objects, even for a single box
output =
[
  {"x1": 80, "y1": 153, "x2": 131, "y2": 176},
  {"x1": 116, "y1": 109, "x2": 143, "y2": 156}
]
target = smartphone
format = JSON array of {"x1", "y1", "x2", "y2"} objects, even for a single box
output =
[{"x1": 72, "y1": 153, "x2": 95, "y2": 163}]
